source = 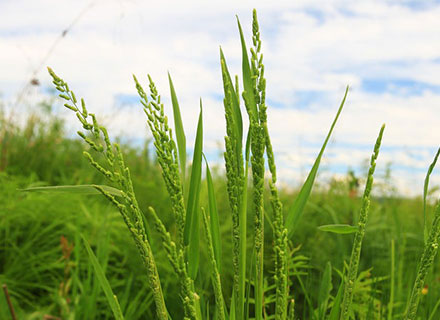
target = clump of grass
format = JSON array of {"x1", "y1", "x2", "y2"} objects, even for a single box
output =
[
  {"x1": 33, "y1": 9, "x2": 440, "y2": 320},
  {"x1": 44, "y1": 10, "x2": 351, "y2": 319}
]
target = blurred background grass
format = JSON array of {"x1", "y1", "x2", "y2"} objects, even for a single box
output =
[{"x1": 1, "y1": 101, "x2": 439, "y2": 319}]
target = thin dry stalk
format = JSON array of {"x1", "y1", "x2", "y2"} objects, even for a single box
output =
[{"x1": 2, "y1": 284, "x2": 17, "y2": 320}]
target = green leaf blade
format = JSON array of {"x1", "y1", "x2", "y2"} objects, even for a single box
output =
[
  {"x1": 328, "y1": 279, "x2": 344, "y2": 320},
  {"x1": 286, "y1": 87, "x2": 349, "y2": 238},
  {"x1": 82, "y1": 235, "x2": 125, "y2": 320},
  {"x1": 423, "y1": 147, "x2": 440, "y2": 244},
  {"x1": 168, "y1": 72, "x2": 187, "y2": 184},
  {"x1": 318, "y1": 224, "x2": 358, "y2": 234},
  {"x1": 20, "y1": 184, "x2": 123, "y2": 197},
  {"x1": 184, "y1": 102, "x2": 203, "y2": 279},
  {"x1": 318, "y1": 262, "x2": 332, "y2": 320},
  {"x1": 203, "y1": 154, "x2": 222, "y2": 273}
]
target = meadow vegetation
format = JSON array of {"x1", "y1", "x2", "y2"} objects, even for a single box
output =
[{"x1": 1, "y1": 10, "x2": 440, "y2": 320}]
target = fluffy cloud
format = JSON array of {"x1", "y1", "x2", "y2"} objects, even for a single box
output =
[{"x1": 1, "y1": 0, "x2": 440, "y2": 195}]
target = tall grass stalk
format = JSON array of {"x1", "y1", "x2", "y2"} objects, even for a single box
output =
[
  {"x1": 134, "y1": 75, "x2": 201, "y2": 319},
  {"x1": 405, "y1": 202, "x2": 440, "y2": 317},
  {"x1": 47, "y1": 68, "x2": 169, "y2": 320},
  {"x1": 387, "y1": 239, "x2": 395, "y2": 320},
  {"x1": 220, "y1": 48, "x2": 246, "y2": 319},
  {"x1": 404, "y1": 202, "x2": 440, "y2": 319},
  {"x1": 245, "y1": 10, "x2": 267, "y2": 319},
  {"x1": 201, "y1": 208, "x2": 225, "y2": 320},
  {"x1": 340, "y1": 124, "x2": 385, "y2": 320}
]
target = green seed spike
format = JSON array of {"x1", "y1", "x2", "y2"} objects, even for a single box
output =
[
  {"x1": 340, "y1": 124, "x2": 385, "y2": 320},
  {"x1": 47, "y1": 68, "x2": 169, "y2": 320},
  {"x1": 135, "y1": 74, "x2": 201, "y2": 319},
  {"x1": 135, "y1": 74, "x2": 186, "y2": 244},
  {"x1": 220, "y1": 46, "x2": 245, "y2": 317}
]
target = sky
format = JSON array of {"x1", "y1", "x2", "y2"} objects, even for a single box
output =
[{"x1": 1, "y1": 0, "x2": 440, "y2": 196}]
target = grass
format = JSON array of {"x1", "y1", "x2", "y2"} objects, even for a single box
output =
[{"x1": 1, "y1": 9, "x2": 440, "y2": 320}]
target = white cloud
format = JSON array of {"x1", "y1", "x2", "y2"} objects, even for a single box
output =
[{"x1": 1, "y1": 0, "x2": 440, "y2": 196}]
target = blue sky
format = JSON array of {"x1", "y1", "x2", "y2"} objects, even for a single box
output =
[{"x1": 1, "y1": 0, "x2": 440, "y2": 195}]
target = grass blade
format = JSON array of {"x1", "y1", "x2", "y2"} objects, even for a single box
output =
[
  {"x1": 184, "y1": 101, "x2": 203, "y2": 279},
  {"x1": 168, "y1": 72, "x2": 187, "y2": 184},
  {"x1": 318, "y1": 261, "x2": 332, "y2": 320},
  {"x1": 387, "y1": 239, "x2": 395, "y2": 320},
  {"x1": 237, "y1": 127, "x2": 251, "y2": 320},
  {"x1": 21, "y1": 184, "x2": 123, "y2": 197},
  {"x1": 428, "y1": 297, "x2": 440, "y2": 320},
  {"x1": 286, "y1": 87, "x2": 349, "y2": 238},
  {"x1": 318, "y1": 224, "x2": 358, "y2": 234},
  {"x1": 328, "y1": 279, "x2": 344, "y2": 320},
  {"x1": 203, "y1": 153, "x2": 222, "y2": 272},
  {"x1": 82, "y1": 235, "x2": 125, "y2": 320},
  {"x1": 423, "y1": 146, "x2": 440, "y2": 243}
]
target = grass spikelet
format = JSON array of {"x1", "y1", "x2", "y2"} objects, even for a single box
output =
[
  {"x1": 47, "y1": 67, "x2": 169, "y2": 320},
  {"x1": 245, "y1": 10, "x2": 267, "y2": 319},
  {"x1": 134, "y1": 75, "x2": 201, "y2": 319},
  {"x1": 220, "y1": 49, "x2": 245, "y2": 317},
  {"x1": 340, "y1": 124, "x2": 385, "y2": 320},
  {"x1": 250, "y1": 9, "x2": 289, "y2": 319},
  {"x1": 133, "y1": 74, "x2": 186, "y2": 245}
]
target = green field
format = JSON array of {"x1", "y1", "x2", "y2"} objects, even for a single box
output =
[{"x1": 1, "y1": 10, "x2": 440, "y2": 320}]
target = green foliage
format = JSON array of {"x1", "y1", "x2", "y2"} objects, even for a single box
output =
[{"x1": 82, "y1": 236, "x2": 124, "y2": 320}]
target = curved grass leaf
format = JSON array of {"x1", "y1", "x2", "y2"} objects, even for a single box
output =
[
  {"x1": 82, "y1": 235, "x2": 124, "y2": 320},
  {"x1": 328, "y1": 279, "x2": 344, "y2": 320},
  {"x1": 168, "y1": 72, "x2": 187, "y2": 184},
  {"x1": 237, "y1": 127, "x2": 251, "y2": 320},
  {"x1": 203, "y1": 154, "x2": 222, "y2": 272},
  {"x1": 184, "y1": 102, "x2": 203, "y2": 279},
  {"x1": 423, "y1": 147, "x2": 440, "y2": 244},
  {"x1": 318, "y1": 261, "x2": 332, "y2": 320},
  {"x1": 21, "y1": 184, "x2": 123, "y2": 197},
  {"x1": 318, "y1": 224, "x2": 358, "y2": 234},
  {"x1": 286, "y1": 87, "x2": 349, "y2": 239}
]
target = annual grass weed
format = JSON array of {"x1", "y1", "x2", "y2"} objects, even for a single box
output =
[{"x1": 0, "y1": 8, "x2": 438, "y2": 320}]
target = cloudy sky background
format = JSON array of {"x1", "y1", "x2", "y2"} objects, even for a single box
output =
[{"x1": 1, "y1": 0, "x2": 440, "y2": 195}]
